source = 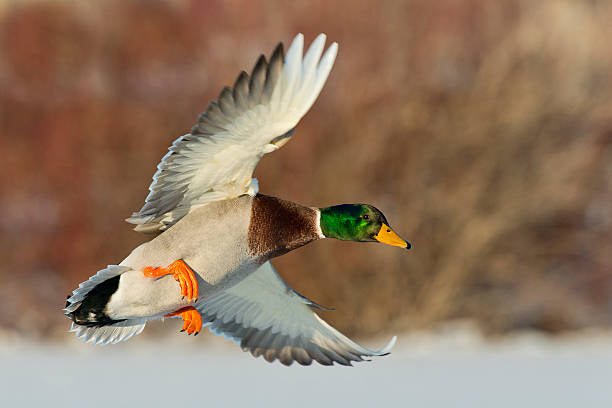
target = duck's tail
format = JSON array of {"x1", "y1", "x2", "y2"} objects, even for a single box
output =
[
  {"x1": 67, "y1": 319, "x2": 147, "y2": 345},
  {"x1": 64, "y1": 265, "x2": 147, "y2": 345}
]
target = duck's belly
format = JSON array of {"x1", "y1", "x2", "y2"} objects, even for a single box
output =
[{"x1": 106, "y1": 195, "x2": 259, "y2": 319}]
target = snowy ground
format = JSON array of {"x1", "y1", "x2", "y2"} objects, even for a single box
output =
[{"x1": 1, "y1": 325, "x2": 612, "y2": 407}]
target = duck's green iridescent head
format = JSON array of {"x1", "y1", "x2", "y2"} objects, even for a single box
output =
[{"x1": 319, "y1": 204, "x2": 411, "y2": 249}]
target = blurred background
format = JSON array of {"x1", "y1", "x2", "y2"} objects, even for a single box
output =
[
  {"x1": 1, "y1": 1, "x2": 612, "y2": 403},
  {"x1": 2, "y1": 0, "x2": 612, "y2": 339}
]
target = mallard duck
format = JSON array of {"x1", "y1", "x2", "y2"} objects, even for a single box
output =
[{"x1": 65, "y1": 33, "x2": 410, "y2": 366}]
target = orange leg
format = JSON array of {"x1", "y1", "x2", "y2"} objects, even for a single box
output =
[
  {"x1": 166, "y1": 306, "x2": 202, "y2": 335},
  {"x1": 143, "y1": 260, "x2": 199, "y2": 302}
]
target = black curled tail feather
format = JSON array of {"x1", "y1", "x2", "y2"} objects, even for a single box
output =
[
  {"x1": 64, "y1": 265, "x2": 130, "y2": 326},
  {"x1": 66, "y1": 275, "x2": 125, "y2": 327}
]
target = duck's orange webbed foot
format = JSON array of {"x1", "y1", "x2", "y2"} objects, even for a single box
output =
[
  {"x1": 143, "y1": 260, "x2": 199, "y2": 302},
  {"x1": 166, "y1": 306, "x2": 202, "y2": 335}
]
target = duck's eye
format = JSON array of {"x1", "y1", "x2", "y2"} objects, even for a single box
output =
[{"x1": 363, "y1": 214, "x2": 370, "y2": 221}]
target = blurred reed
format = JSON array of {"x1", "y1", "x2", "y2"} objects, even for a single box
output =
[{"x1": 0, "y1": 0, "x2": 611, "y2": 339}]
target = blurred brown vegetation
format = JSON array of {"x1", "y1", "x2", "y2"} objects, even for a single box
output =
[{"x1": 1, "y1": 0, "x2": 611, "y2": 340}]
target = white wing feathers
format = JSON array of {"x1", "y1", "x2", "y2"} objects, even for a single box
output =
[
  {"x1": 127, "y1": 34, "x2": 338, "y2": 233},
  {"x1": 196, "y1": 261, "x2": 397, "y2": 366}
]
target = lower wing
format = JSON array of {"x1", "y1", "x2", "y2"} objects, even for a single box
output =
[{"x1": 195, "y1": 261, "x2": 396, "y2": 366}]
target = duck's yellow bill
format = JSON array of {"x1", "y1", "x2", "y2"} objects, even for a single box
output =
[{"x1": 374, "y1": 224, "x2": 411, "y2": 249}]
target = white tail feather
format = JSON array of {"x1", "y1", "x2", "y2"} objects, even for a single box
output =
[{"x1": 70, "y1": 319, "x2": 147, "y2": 345}]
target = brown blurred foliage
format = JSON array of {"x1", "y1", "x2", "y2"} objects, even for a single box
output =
[{"x1": 1, "y1": 0, "x2": 611, "y2": 340}]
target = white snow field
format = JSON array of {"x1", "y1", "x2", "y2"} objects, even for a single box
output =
[{"x1": 1, "y1": 325, "x2": 611, "y2": 407}]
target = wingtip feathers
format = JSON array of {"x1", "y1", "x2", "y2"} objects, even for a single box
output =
[{"x1": 126, "y1": 33, "x2": 338, "y2": 233}]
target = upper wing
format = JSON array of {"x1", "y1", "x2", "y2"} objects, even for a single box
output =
[
  {"x1": 195, "y1": 261, "x2": 396, "y2": 366},
  {"x1": 127, "y1": 34, "x2": 338, "y2": 233}
]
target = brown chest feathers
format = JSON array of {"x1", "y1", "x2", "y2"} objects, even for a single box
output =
[{"x1": 248, "y1": 195, "x2": 321, "y2": 259}]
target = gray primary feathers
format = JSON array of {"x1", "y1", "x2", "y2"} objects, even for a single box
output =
[
  {"x1": 197, "y1": 261, "x2": 396, "y2": 366},
  {"x1": 126, "y1": 33, "x2": 338, "y2": 233}
]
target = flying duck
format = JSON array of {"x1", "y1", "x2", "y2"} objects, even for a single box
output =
[{"x1": 65, "y1": 33, "x2": 411, "y2": 366}]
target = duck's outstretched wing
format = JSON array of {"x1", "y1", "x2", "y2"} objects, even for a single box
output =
[
  {"x1": 195, "y1": 261, "x2": 396, "y2": 366},
  {"x1": 127, "y1": 34, "x2": 338, "y2": 233}
]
